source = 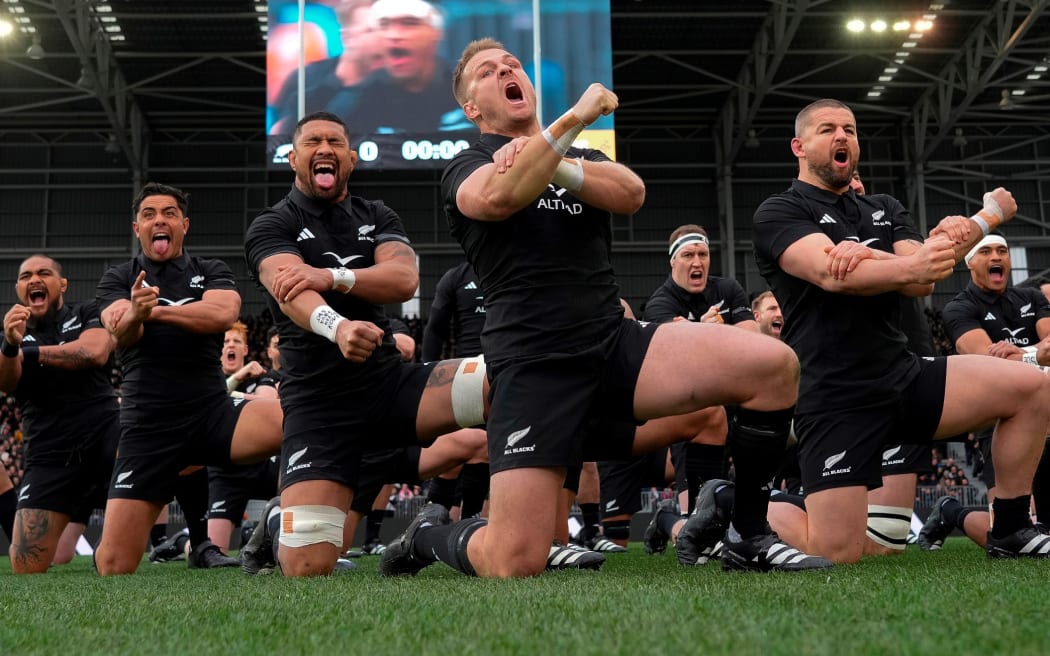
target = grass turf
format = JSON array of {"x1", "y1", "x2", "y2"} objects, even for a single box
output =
[{"x1": 0, "y1": 538, "x2": 1045, "y2": 655}]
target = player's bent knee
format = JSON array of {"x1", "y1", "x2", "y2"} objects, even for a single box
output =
[{"x1": 866, "y1": 504, "x2": 911, "y2": 554}]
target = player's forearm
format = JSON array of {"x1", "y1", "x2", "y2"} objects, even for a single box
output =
[
  {"x1": 819, "y1": 258, "x2": 931, "y2": 296},
  {"x1": 109, "y1": 313, "x2": 145, "y2": 348},
  {"x1": 567, "y1": 160, "x2": 645, "y2": 215},
  {"x1": 347, "y1": 260, "x2": 419, "y2": 305},
  {"x1": 39, "y1": 344, "x2": 109, "y2": 370},
  {"x1": 277, "y1": 289, "x2": 328, "y2": 333},
  {"x1": 148, "y1": 301, "x2": 238, "y2": 334},
  {"x1": 477, "y1": 139, "x2": 565, "y2": 218}
]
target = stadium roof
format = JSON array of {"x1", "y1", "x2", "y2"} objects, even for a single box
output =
[{"x1": 1, "y1": 0, "x2": 1048, "y2": 174}]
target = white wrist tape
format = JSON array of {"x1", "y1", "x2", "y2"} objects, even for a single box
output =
[
  {"x1": 982, "y1": 191, "x2": 1004, "y2": 221},
  {"x1": 226, "y1": 375, "x2": 240, "y2": 394},
  {"x1": 541, "y1": 110, "x2": 587, "y2": 156},
  {"x1": 309, "y1": 305, "x2": 347, "y2": 343},
  {"x1": 552, "y1": 158, "x2": 584, "y2": 192},
  {"x1": 328, "y1": 267, "x2": 356, "y2": 293},
  {"x1": 450, "y1": 355, "x2": 487, "y2": 428},
  {"x1": 969, "y1": 213, "x2": 991, "y2": 237},
  {"x1": 1022, "y1": 348, "x2": 1040, "y2": 367}
]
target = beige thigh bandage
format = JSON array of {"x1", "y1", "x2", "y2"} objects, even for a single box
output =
[
  {"x1": 451, "y1": 355, "x2": 486, "y2": 428},
  {"x1": 276, "y1": 505, "x2": 345, "y2": 548}
]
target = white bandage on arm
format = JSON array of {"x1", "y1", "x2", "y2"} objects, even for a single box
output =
[
  {"x1": 226, "y1": 374, "x2": 240, "y2": 394},
  {"x1": 276, "y1": 505, "x2": 346, "y2": 548},
  {"x1": 866, "y1": 504, "x2": 912, "y2": 552},
  {"x1": 970, "y1": 191, "x2": 1006, "y2": 236},
  {"x1": 1022, "y1": 346, "x2": 1042, "y2": 368},
  {"x1": 541, "y1": 110, "x2": 587, "y2": 156},
  {"x1": 328, "y1": 267, "x2": 356, "y2": 293},
  {"x1": 309, "y1": 305, "x2": 347, "y2": 343},
  {"x1": 450, "y1": 355, "x2": 487, "y2": 428},
  {"x1": 552, "y1": 158, "x2": 584, "y2": 192}
]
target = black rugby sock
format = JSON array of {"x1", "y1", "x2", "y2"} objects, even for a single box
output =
[
  {"x1": 174, "y1": 468, "x2": 210, "y2": 548},
  {"x1": 0, "y1": 487, "x2": 15, "y2": 540},
  {"x1": 412, "y1": 517, "x2": 486, "y2": 576},
  {"x1": 426, "y1": 476, "x2": 460, "y2": 510},
  {"x1": 364, "y1": 509, "x2": 385, "y2": 545},
  {"x1": 459, "y1": 463, "x2": 489, "y2": 518},
  {"x1": 729, "y1": 406, "x2": 793, "y2": 538},
  {"x1": 657, "y1": 509, "x2": 681, "y2": 538},
  {"x1": 687, "y1": 443, "x2": 726, "y2": 504},
  {"x1": 991, "y1": 494, "x2": 1032, "y2": 539},
  {"x1": 267, "y1": 507, "x2": 282, "y2": 563},
  {"x1": 579, "y1": 503, "x2": 600, "y2": 542},
  {"x1": 150, "y1": 523, "x2": 168, "y2": 549}
]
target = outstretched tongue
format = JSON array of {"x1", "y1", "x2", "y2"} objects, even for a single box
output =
[
  {"x1": 314, "y1": 171, "x2": 336, "y2": 190},
  {"x1": 153, "y1": 236, "x2": 170, "y2": 256}
]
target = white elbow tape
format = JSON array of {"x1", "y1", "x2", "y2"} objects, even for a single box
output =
[
  {"x1": 451, "y1": 355, "x2": 487, "y2": 428},
  {"x1": 552, "y1": 158, "x2": 584, "y2": 192},
  {"x1": 328, "y1": 267, "x2": 356, "y2": 293},
  {"x1": 276, "y1": 505, "x2": 346, "y2": 548},
  {"x1": 310, "y1": 305, "x2": 347, "y2": 343},
  {"x1": 866, "y1": 504, "x2": 911, "y2": 552}
]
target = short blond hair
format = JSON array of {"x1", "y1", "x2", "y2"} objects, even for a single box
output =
[
  {"x1": 452, "y1": 37, "x2": 506, "y2": 106},
  {"x1": 751, "y1": 290, "x2": 775, "y2": 314}
]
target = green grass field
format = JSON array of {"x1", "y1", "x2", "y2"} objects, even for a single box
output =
[{"x1": 0, "y1": 538, "x2": 1045, "y2": 656}]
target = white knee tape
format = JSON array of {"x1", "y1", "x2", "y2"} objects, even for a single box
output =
[
  {"x1": 276, "y1": 505, "x2": 345, "y2": 549},
  {"x1": 866, "y1": 504, "x2": 911, "y2": 551},
  {"x1": 451, "y1": 355, "x2": 486, "y2": 428}
]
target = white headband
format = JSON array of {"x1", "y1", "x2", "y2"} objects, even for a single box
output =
[
  {"x1": 669, "y1": 233, "x2": 709, "y2": 260},
  {"x1": 964, "y1": 234, "x2": 1008, "y2": 266}
]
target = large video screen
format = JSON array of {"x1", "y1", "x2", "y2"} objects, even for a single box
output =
[{"x1": 266, "y1": 0, "x2": 615, "y2": 170}]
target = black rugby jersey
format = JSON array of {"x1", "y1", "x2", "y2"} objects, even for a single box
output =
[
  {"x1": 96, "y1": 252, "x2": 236, "y2": 411},
  {"x1": 942, "y1": 281, "x2": 1050, "y2": 349},
  {"x1": 13, "y1": 300, "x2": 117, "y2": 445},
  {"x1": 644, "y1": 275, "x2": 752, "y2": 325},
  {"x1": 245, "y1": 186, "x2": 410, "y2": 404},
  {"x1": 422, "y1": 261, "x2": 485, "y2": 361},
  {"x1": 442, "y1": 133, "x2": 623, "y2": 362},
  {"x1": 753, "y1": 180, "x2": 923, "y2": 413}
]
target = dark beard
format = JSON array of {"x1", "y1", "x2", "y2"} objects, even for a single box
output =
[
  {"x1": 808, "y1": 160, "x2": 852, "y2": 190},
  {"x1": 27, "y1": 301, "x2": 61, "y2": 332}
]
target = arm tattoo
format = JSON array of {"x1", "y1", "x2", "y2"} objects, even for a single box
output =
[{"x1": 42, "y1": 346, "x2": 96, "y2": 369}]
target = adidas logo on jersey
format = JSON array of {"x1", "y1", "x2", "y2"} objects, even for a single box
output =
[
  {"x1": 464, "y1": 281, "x2": 478, "y2": 290},
  {"x1": 22, "y1": 334, "x2": 36, "y2": 342},
  {"x1": 297, "y1": 228, "x2": 316, "y2": 242},
  {"x1": 984, "y1": 312, "x2": 996, "y2": 321},
  {"x1": 819, "y1": 214, "x2": 836, "y2": 224}
]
